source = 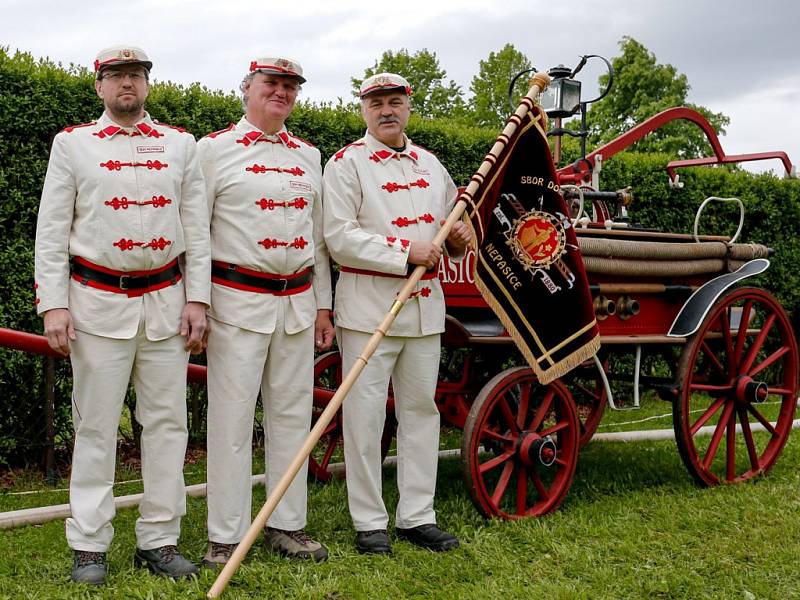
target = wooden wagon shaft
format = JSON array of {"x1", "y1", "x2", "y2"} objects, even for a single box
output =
[{"x1": 207, "y1": 72, "x2": 552, "y2": 598}]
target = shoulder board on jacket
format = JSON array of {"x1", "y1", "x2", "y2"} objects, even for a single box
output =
[
  {"x1": 153, "y1": 120, "x2": 188, "y2": 133},
  {"x1": 61, "y1": 121, "x2": 97, "y2": 134},
  {"x1": 333, "y1": 141, "x2": 365, "y2": 162},
  {"x1": 410, "y1": 143, "x2": 435, "y2": 158},
  {"x1": 287, "y1": 132, "x2": 316, "y2": 149},
  {"x1": 205, "y1": 124, "x2": 236, "y2": 139}
]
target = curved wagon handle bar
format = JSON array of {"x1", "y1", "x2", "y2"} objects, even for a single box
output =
[
  {"x1": 556, "y1": 107, "x2": 795, "y2": 185},
  {"x1": 207, "y1": 73, "x2": 552, "y2": 598},
  {"x1": 693, "y1": 196, "x2": 745, "y2": 244}
]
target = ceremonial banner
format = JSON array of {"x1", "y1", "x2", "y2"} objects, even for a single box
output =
[{"x1": 464, "y1": 106, "x2": 599, "y2": 384}]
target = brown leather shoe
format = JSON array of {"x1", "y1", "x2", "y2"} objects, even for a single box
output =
[
  {"x1": 201, "y1": 541, "x2": 238, "y2": 569},
  {"x1": 264, "y1": 527, "x2": 329, "y2": 561}
]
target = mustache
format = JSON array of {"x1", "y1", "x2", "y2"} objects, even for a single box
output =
[{"x1": 378, "y1": 117, "x2": 400, "y2": 124}]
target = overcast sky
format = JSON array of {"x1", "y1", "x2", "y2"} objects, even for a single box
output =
[{"x1": 3, "y1": 0, "x2": 798, "y2": 176}]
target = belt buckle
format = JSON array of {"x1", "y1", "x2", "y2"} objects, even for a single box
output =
[
  {"x1": 119, "y1": 275, "x2": 130, "y2": 290},
  {"x1": 279, "y1": 278, "x2": 289, "y2": 292}
]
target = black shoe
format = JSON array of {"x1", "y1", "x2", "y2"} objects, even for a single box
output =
[
  {"x1": 71, "y1": 550, "x2": 107, "y2": 585},
  {"x1": 134, "y1": 545, "x2": 199, "y2": 579},
  {"x1": 355, "y1": 529, "x2": 391, "y2": 555},
  {"x1": 396, "y1": 524, "x2": 459, "y2": 552}
]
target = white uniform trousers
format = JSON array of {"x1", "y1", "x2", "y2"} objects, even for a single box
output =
[
  {"x1": 338, "y1": 328, "x2": 441, "y2": 531},
  {"x1": 206, "y1": 312, "x2": 314, "y2": 543},
  {"x1": 66, "y1": 318, "x2": 190, "y2": 552}
]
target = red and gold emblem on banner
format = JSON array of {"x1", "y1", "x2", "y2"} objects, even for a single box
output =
[{"x1": 508, "y1": 211, "x2": 565, "y2": 269}]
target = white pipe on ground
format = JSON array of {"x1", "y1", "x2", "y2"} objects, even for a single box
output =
[{"x1": 0, "y1": 449, "x2": 465, "y2": 530}]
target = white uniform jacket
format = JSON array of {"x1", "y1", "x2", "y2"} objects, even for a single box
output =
[
  {"x1": 197, "y1": 117, "x2": 331, "y2": 335},
  {"x1": 34, "y1": 112, "x2": 211, "y2": 340},
  {"x1": 323, "y1": 131, "x2": 458, "y2": 337}
]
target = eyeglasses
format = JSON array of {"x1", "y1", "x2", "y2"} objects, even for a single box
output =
[{"x1": 101, "y1": 70, "x2": 147, "y2": 82}]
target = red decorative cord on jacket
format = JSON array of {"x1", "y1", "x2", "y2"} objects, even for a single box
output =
[
  {"x1": 113, "y1": 237, "x2": 172, "y2": 251},
  {"x1": 381, "y1": 178, "x2": 429, "y2": 193},
  {"x1": 257, "y1": 236, "x2": 308, "y2": 250},
  {"x1": 391, "y1": 213, "x2": 434, "y2": 227},
  {"x1": 255, "y1": 197, "x2": 308, "y2": 210},
  {"x1": 100, "y1": 160, "x2": 168, "y2": 171},
  {"x1": 105, "y1": 196, "x2": 172, "y2": 210},
  {"x1": 246, "y1": 164, "x2": 305, "y2": 176}
]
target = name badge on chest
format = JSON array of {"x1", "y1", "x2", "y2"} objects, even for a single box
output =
[
  {"x1": 290, "y1": 180, "x2": 313, "y2": 193},
  {"x1": 412, "y1": 165, "x2": 430, "y2": 176},
  {"x1": 136, "y1": 145, "x2": 166, "y2": 154}
]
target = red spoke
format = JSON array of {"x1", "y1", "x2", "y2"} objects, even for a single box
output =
[
  {"x1": 725, "y1": 407, "x2": 737, "y2": 481},
  {"x1": 516, "y1": 382, "x2": 531, "y2": 429},
  {"x1": 478, "y1": 449, "x2": 515, "y2": 474},
  {"x1": 530, "y1": 470, "x2": 549, "y2": 501},
  {"x1": 689, "y1": 383, "x2": 733, "y2": 393},
  {"x1": 765, "y1": 387, "x2": 794, "y2": 396},
  {"x1": 737, "y1": 407, "x2": 761, "y2": 472},
  {"x1": 320, "y1": 439, "x2": 338, "y2": 468},
  {"x1": 480, "y1": 427, "x2": 514, "y2": 444},
  {"x1": 572, "y1": 382, "x2": 601, "y2": 402},
  {"x1": 540, "y1": 420, "x2": 570, "y2": 437},
  {"x1": 746, "y1": 405, "x2": 778, "y2": 437},
  {"x1": 739, "y1": 313, "x2": 777, "y2": 374},
  {"x1": 699, "y1": 339, "x2": 726, "y2": 376},
  {"x1": 490, "y1": 461, "x2": 515, "y2": 505},
  {"x1": 690, "y1": 397, "x2": 726, "y2": 435},
  {"x1": 528, "y1": 390, "x2": 554, "y2": 431},
  {"x1": 497, "y1": 396, "x2": 520, "y2": 435},
  {"x1": 720, "y1": 309, "x2": 736, "y2": 377},
  {"x1": 732, "y1": 300, "x2": 753, "y2": 366},
  {"x1": 702, "y1": 402, "x2": 735, "y2": 469},
  {"x1": 749, "y1": 346, "x2": 789, "y2": 378},
  {"x1": 516, "y1": 464, "x2": 529, "y2": 514}
]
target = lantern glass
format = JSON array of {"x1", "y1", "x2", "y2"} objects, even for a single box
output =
[{"x1": 541, "y1": 78, "x2": 582, "y2": 118}]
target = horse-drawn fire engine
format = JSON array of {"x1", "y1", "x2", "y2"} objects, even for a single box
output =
[{"x1": 306, "y1": 62, "x2": 799, "y2": 520}]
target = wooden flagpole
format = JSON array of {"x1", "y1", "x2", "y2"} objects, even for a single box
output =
[{"x1": 207, "y1": 71, "x2": 550, "y2": 598}]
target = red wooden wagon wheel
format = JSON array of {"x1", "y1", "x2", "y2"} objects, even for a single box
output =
[
  {"x1": 462, "y1": 366, "x2": 580, "y2": 519},
  {"x1": 673, "y1": 287, "x2": 799, "y2": 487},
  {"x1": 309, "y1": 351, "x2": 395, "y2": 483},
  {"x1": 562, "y1": 356, "x2": 607, "y2": 448}
]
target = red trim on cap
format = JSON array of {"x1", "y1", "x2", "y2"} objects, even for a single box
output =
[
  {"x1": 360, "y1": 83, "x2": 412, "y2": 97},
  {"x1": 249, "y1": 61, "x2": 300, "y2": 77}
]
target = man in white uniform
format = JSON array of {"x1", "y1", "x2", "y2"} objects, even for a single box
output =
[
  {"x1": 198, "y1": 56, "x2": 333, "y2": 567},
  {"x1": 34, "y1": 45, "x2": 210, "y2": 585},
  {"x1": 323, "y1": 73, "x2": 470, "y2": 554}
]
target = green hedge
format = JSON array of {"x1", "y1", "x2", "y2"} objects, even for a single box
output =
[{"x1": 1, "y1": 47, "x2": 798, "y2": 467}]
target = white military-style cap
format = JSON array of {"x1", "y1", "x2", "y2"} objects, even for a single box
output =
[
  {"x1": 249, "y1": 56, "x2": 306, "y2": 83},
  {"x1": 359, "y1": 72, "x2": 412, "y2": 98},
  {"x1": 94, "y1": 45, "x2": 152, "y2": 73}
]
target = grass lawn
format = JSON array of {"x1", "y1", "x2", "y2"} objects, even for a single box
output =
[{"x1": 2, "y1": 396, "x2": 800, "y2": 599}]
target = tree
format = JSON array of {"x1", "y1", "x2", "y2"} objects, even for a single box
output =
[
  {"x1": 351, "y1": 49, "x2": 465, "y2": 119},
  {"x1": 586, "y1": 37, "x2": 729, "y2": 158},
  {"x1": 469, "y1": 44, "x2": 532, "y2": 128}
]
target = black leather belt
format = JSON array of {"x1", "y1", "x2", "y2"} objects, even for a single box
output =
[
  {"x1": 72, "y1": 257, "x2": 181, "y2": 293},
  {"x1": 211, "y1": 261, "x2": 312, "y2": 294}
]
